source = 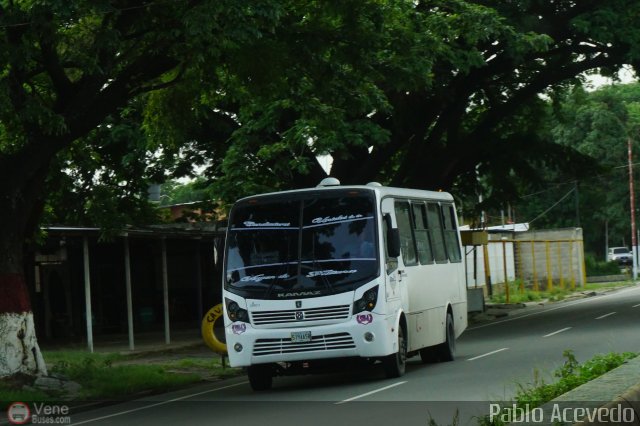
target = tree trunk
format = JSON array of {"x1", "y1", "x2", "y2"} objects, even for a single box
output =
[
  {"x1": 0, "y1": 160, "x2": 50, "y2": 378},
  {"x1": 0, "y1": 258, "x2": 47, "y2": 378}
]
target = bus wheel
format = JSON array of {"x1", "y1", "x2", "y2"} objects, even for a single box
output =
[
  {"x1": 436, "y1": 313, "x2": 456, "y2": 362},
  {"x1": 248, "y1": 364, "x2": 273, "y2": 391},
  {"x1": 383, "y1": 325, "x2": 407, "y2": 378}
]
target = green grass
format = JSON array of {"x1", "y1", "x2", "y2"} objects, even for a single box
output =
[
  {"x1": 514, "y1": 350, "x2": 636, "y2": 408},
  {"x1": 477, "y1": 350, "x2": 637, "y2": 426},
  {"x1": 583, "y1": 281, "x2": 634, "y2": 291},
  {"x1": 488, "y1": 279, "x2": 635, "y2": 304},
  {"x1": 0, "y1": 379, "x2": 50, "y2": 404},
  {"x1": 51, "y1": 356, "x2": 200, "y2": 399},
  {"x1": 0, "y1": 350, "x2": 236, "y2": 403}
]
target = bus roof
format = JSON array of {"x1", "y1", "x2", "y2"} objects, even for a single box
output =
[{"x1": 235, "y1": 181, "x2": 455, "y2": 204}]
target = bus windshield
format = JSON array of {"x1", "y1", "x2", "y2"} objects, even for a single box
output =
[{"x1": 224, "y1": 191, "x2": 379, "y2": 299}]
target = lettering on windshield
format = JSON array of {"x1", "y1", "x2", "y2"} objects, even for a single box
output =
[
  {"x1": 311, "y1": 214, "x2": 364, "y2": 224},
  {"x1": 243, "y1": 221, "x2": 291, "y2": 227},
  {"x1": 240, "y1": 273, "x2": 290, "y2": 282},
  {"x1": 306, "y1": 269, "x2": 357, "y2": 277}
]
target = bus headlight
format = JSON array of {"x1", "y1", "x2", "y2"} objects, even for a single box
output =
[
  {"x1": 225, "y1": 298, "x2": 250, "y2": 323},
  {"x1": 353, "y1": 286, "x2": 378, "y2": 314}
]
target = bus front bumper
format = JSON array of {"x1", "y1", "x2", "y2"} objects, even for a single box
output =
[{"x1": 225, "y1": 313, "x2": 397, "y2": 367}]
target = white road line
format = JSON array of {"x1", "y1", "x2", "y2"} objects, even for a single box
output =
[
  {"x1": 467, "y1": 285, "x2": 640, "y2": 331},
  {"x1": 633, "y1": 303, "x2": 640, "y2": 308},
  {"x1": 543, "y1": 327, "x2": 572, "y2": 338},
  {"x1": 335, "y1": 381, "x2": 407, "y2": 404},
  {"x1": 595, "y1": 312, "x2": 617, "y2": 320},
  {"x1": 71, "y1": 381, "x2": 248, "y2": 424},
  {"x1": 467, "y1": 348, "x2": 509, "y2": 361}
]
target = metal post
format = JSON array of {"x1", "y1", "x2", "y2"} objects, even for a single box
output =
[
  {"x1": 195, "y1": 241, "x2": 203, "y2": 321},
  {"x1": 517, "y1": 241, "x2": 524, "y2": 293},
  {"x1": 502, "y1": 240, "x2": 509, "y2": 303},
  {"x1": 569, "y1": 240, "x2": 576, "y2": 290},
  {"x1": 162, "y1": 238, "x2": 171, "y2": 344},
  {"x1": 124, "y1": 237, "x2": 135, "y2": 351},
  {"x1": 545, "y1": 241, "x2": 553, "y2": 291},
  {"x1": 629, "y1": 137, "x2": 638, "y2": 280},
  {"x1": 482, "y1": 243, "x2": 492, "y2": 297},
  {"x1": 557, "y1": 241, "x2": 564, "y2": 289},
  {"x1": 531, "y1": 241, "x2": 539, "y2": 291},
  {"x1": 605, "y1": 220, "x2": 609, "y2": 261},
  {"x1": 83, "y1": 237, "x2": 94, "y2": 353}
]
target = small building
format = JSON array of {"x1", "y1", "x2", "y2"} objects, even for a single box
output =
[{"x1": 26, "y1": 225, "x2": 225, "y2": 351}]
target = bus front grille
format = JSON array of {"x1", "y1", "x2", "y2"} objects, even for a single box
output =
[
  {"x1": 251, "y1": 305, "x2": 351, "y2": 325},
  {"x1": 253, "y1": 332, "x2": 356, "y2": 356}
]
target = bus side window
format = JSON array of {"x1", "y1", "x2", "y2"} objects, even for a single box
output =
[
  {"x1": 443, "y1": 204, "x2": 462, "y2": 262},
  {"x1": 426, "y1": 202, "x2": 447, "y2": 263},
  {"x1": 412, "y1": 202, "x2": 434, "y2": 264},
  {"x1": 394, "y1": 201, "x2": 418, "y2": 266}
]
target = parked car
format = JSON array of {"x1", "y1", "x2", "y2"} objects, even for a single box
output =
[{"x1": 608, "y1": 247, "x2": 633, "y2": 265}]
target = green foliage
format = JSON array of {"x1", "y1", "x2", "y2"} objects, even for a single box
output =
[
  {"x1": 514, "y1": 350, "x2": 636, "y2": 408},
  {"x1": 51, "y1": 358, "x2": 199, "y2": 399},
  {"x1": 584, "y1": 254, "x2": 624, "y2": 276},
  {"x1": 42, "y1": 351, "x2": 206, "y2": 399},
  {"x1": 514, "y1": 83, "x2": 640, "y2": 257},
  {"x1": 478, "y1": 350, "x2": 637, "y2": 425},
  {"x1": 488, "y1": 280, "x2": 575, "y2": 304},
  {"x1": 2, "y1": 0, "x2": 640, "y2": 240}
]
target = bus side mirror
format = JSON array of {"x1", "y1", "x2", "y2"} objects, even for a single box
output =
[
  {"x1": 383, "y1": 213, "x2": 401, "y2": 258},
  {"x1": 387, "y1": 228, "x2": 401, "y2": 258}
]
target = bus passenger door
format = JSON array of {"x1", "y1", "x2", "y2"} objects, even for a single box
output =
[{"x1": 380, "y1": 198, "x2": 409, "y2": 310}]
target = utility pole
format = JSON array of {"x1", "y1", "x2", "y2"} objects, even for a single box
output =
[
  {"x1": 628, "y1": 137, "x2": 638, "y2": 280},
  {"x1": 574, "y1": 180, "x2": 580, "y2": 227}
]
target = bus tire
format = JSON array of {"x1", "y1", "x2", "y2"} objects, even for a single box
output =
[
  {"x1": 436, "y1": 312, "x2": 455, "y2": 362},
  {"x1": 383, "y1": 325, "x2": 407, "y2": 378},
  {"x1": 248, "y1": 364, "x2": 273, "y2": 391}
]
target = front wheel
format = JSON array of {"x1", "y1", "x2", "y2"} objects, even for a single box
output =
[
  {"x1": 248, "y1": 364, "x2": 273, "y2": 391},
  {"x1": 382, "y1": 325, "x2": 407, "y2": 378}
]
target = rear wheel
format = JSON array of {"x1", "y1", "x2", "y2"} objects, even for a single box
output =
[
  {"x1": 420, "y1": 312, "x2": 455, "y2": 363},
  {"x1": 383, "y1": 325, "x2": 407, "y2": 378},
  {"x1": 436, "y1": 313, "x2": 456, "y2": 362},
  {"x1": 248, "y1": 364, "x2": 273, "y2": 391}
]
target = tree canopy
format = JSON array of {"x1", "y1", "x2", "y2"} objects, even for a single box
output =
[
  {"x1": 513, "y1": 83, "x2": 640, "y2": 257},
  {"x1": 142, "y1": 0, "x2": 640, "y2": 207},
  {"x1": 3, "y1": 0, "x2": 640, "y2": 377}
]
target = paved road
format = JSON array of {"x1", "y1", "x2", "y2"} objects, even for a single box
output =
[{"x1": 67, "y1": 285, "x2": 640, "y2": 425}]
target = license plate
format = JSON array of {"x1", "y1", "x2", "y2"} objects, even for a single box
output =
[{"x1": 290, "y1": 331, "x2": 312, "y2": 343}]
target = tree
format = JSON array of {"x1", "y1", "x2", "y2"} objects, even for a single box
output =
[
  {"x1": 514, "y1": 83, "x2": 640, "y2": 257},
  {"x1": 2, "y1": 0, "x2": 640, "y2": 378},
  {"x1": 154, "y1": 0, "x2": 639, "y2": 206},
  {"x1": 0, "y1": 0, "x2": 284, "y2": 377}
]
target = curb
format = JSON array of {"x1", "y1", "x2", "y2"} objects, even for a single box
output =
[
  {"x1": 574, "y1": 382, "x2": 640, "y2": 425},
  {"x1": 516, "y1": 355, "x2": 640, "y2": 425}
]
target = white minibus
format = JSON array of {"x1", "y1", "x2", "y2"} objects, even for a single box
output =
[{"x1": 222, "y1": 179, "x2": 467, "y2": 390}]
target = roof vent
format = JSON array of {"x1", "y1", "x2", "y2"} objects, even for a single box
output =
[
  {"x1": 366, "y1": 182, "x2": 382, "y2": 187},
  {"x1": 317, "y1": 177, "x2": 341, "y2": 187}
]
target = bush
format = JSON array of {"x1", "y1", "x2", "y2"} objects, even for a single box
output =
[{"x1": 584, "y1": 254, "x2": 622, "y2": 276}]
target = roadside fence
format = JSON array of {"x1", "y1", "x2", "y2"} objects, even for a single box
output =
[{"x1": 465, "y1": 229, "x2": 587, "y2": 302}]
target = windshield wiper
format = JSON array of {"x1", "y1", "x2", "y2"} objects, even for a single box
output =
[{"x1": 263, "y1": 263, "x2": 291, "y2": 299}]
